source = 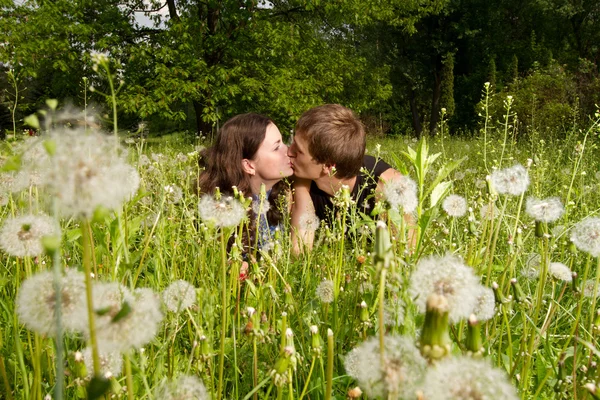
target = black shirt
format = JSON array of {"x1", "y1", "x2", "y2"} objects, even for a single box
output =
[{"x1": 309, "y1": 155, "x2": 392, "y2": 224}]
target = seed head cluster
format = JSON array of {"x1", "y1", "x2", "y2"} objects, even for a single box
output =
[
  {"x1": 162, "y1": 280, "x2": 197, "y2": 313},
  {"x1": 0, "y1": 214, "x2": 60, "y2": 257},
  {"x1": 490, "y1": 164, "x2": 530, "y2": 196},
  {"x1": 442, "y1": 194, "x2": 467, "y2": 217},
  {"x1": 344, "y1": 335, "x2": 427, "y2": 399},
  {"x1": 420, "y1": 356, "x2": 518, "y2": 400},
  {"x1": 316, "y1": 279, "x2": 335, "y2": 304},
  {"x1": 409, "y1": 254, "x2": 481, "y2": 322},
  {"x1": 525, "y1": 197, "x2": 564, "y2": 222},
  {"x1": 571, "y1": 218, "x2": 600, "y2": 257},
  {"x1": 198, "y1": 194, "x2": 246, "y2": 228},
  {"x1": 155, "y1": 374, "x2": 209, "y2": 400},
  {"x1": 382, "y1": 176, "x2": 418, "y2": 213}
]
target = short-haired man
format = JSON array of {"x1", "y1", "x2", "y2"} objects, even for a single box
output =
[{"x1": 288, "y1": 104, "x2": 407, "y2": 253}]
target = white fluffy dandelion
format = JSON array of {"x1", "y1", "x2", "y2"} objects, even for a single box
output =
[
  {"x1": 344, "y1": 335, "x2": 427, "y2": 399},
  {"x1": 0, "y1": 214, "x2": 60, "y2": 257},
  {"x1": 90, "y1": 283, "x2": 164, "y2": 353},
  {"x1": 525, "y1": 197, "x2": 564, "y2": 222},
  {"x1": 409, "y1": 254, "x2": 480, "y2": 322},
  {"x1": 198, "y1": 194, "x2": 246, "y2": 228},
  {"x1": 81, "y1": 347, "x2": 123, "y2": 379},
  {"x1": 583, "y1": 279, "x2": 599, "y2": 299},
  {"x1": 251, "y1": 198, "x2": 271, "y2": 215},
  {"x1": 298, "y1": 212, "x2": 320, "y2": 232},
  {"x1": 316, "y1": 280, "x2": 335, "y2": 304},
  {"x1": 162, "y1": 280, "x2": 197, "y2": 313},
  {"x1": 382, "y1": 176, "x2": 418, "y2": 213},
  {"x1": 480, "y1": 203, "x2": 499, "y2": 220},
  {"x1": 442, "y1": 195, "x2": 467, "y2": 217},
  {"x1": 420, "y1": 356, "x2": 518, "y2": 400},
  {"x1": 521, "y1": 253, "x2": 541, "y2": 280},
  {"x1": 383, "y1": 297, "x2": 405, "y2": 328},
  {"x1": 571, "y1": 218, "x2": 600, "y2": 257},
  {"x1": 490, "y1": 164, "x2": 530, "y2": 196},
  {"x1": 38, "y1": 128, "x2": 140, "y2": 218},
  {"x1": 472, "y1": 285, "x2": 496, "y2": 321},
  {"x1": 164, "y1": 185, "x2": 184, "y2": 204},
  {"x1": 16, "y1": 269, "x2": 88, "y2": 336},
  {"x1": 154, "y1": 374, "x2": 209, "y2": 400},
  {"x1": 549, "y1": 262, "x2": 572, "y2": 282}
]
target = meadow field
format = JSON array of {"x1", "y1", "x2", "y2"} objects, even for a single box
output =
[{"x1": 1, "y1": 99, "x2": 600, "y2": 400}]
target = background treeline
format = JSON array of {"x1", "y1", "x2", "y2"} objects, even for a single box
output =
[{"x1": 1, "y1": 0, "x2": 599, "y2": 138}]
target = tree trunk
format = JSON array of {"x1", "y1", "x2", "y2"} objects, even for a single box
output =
[
  {"x1": 409, "y1": 89, "x2": 422, "y2": 138},
  {"x1": 193, "y1": 99, "x2": 214, "y2": 137},
  {"x1": 429, "y1": 57, "x2": 443, "y2": 135}
]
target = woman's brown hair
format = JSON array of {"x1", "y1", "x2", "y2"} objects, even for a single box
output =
[{"x1": 198, "y1": 113, "x2": 286, "y2": 247}]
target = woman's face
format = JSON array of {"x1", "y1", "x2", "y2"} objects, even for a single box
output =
[{"x1": 249, "y1": 123, "x2": 293, "y2": 185}]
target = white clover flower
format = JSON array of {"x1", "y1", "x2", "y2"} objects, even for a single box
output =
[
  {"x1": 298, "y1": 212, "x2": 320, "y2": 232},
  {"x1": 37, "y1": 128, "x2": 140, "y2": 218},
  {"x1": 480, "y1": 203, "x2": 499, "y2": 220},
  {"x1": 525, "y1": 197, "x2": 564, "y2": 222},
  {"x1": 490, "y1": 164, "x2": 530, "y2": 196},
  {"x1": 420, "y1": 356, "x2": 518, "y2": 400},
  {"x1": 198, "y1": 194, "x2": 246, "y2": 228},
  {"x1": 382, "y1": 176, "x2": 418, "y2": 213},
  {"x1": 16, "y1": 269, "x2": 88, "y2": 337},
  {"x1": 472, "y1": 285, "x2": 496, "y2": 321},
  {"x1": 154, "y1": 374, "x2": 209, "y2": 400},
  {"x1": 549, "y1": 262, "x2": 572, "y2": 282},
  {"x1": 316, "y1": 280, "x2": 334, "y2": 304},
  {"x1": 571, "y1": 218, "x2": 600, "y2": 257},
  {"x1": 344, "y1": 335, "x2": 427, "y2": 399},
  {"x1": 409, "y1": 254, "x2": 480, "y2": 322},
  {"x1": 90, "y1": 283, "x2": 164, "y2": 353},
  {"x1": 0, "y1": 214, "x2": 60, "y2": 257},
  {"x1": 81, "y1": 347, "x2": 123, "y2": 379},
  {"x1": 162, "y1": 280, "x2": 197, "y2": 313},
  {"x1": 442, "y1": 194, "x2": 467, "y2": 217},
  {"x1": 164, "y1": 185, "x2": 183, "y2": 204}
]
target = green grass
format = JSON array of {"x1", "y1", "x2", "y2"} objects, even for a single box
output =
[{"x1": 1, "y1": 102, "x2": 600, "y2": 399}]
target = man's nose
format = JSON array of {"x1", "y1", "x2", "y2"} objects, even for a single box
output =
[{"x1": 287, "y1": 146, "x2": 295, "y2": 158}]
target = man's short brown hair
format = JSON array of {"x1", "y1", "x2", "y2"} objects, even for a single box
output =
[{"x1": 295, "y1": 104, "x2": 366, "y2": 179}]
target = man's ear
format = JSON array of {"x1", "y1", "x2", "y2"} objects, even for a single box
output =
[
  {"x1": 242, "y1": 159, "x2": 256, "y2": 176},
  {"x1": 322, "y1": 164, "x2": 336, "y2": 177}
]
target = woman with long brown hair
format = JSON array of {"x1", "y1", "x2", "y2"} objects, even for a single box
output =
[{"x1": 198, "y1": 113, "x2": 293, "y2": 250}]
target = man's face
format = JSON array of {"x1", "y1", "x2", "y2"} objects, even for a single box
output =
[{"x1": 287, "y1": 133, "x2": 325, "y2": 180}]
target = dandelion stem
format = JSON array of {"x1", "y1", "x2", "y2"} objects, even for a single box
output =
[
  {"x1": 217, "y1": 231, "x2": 228, "y2": 400},
  {"x1": 82, "y1": 219, "x2": 101, "y2": 375},
  {"x1": 298, "y1": 356, "x2": 317, "y2": 400},
  {"x1": 124, "y1": 352, "x2": 134, "y2": 400},
  {"x1": 325, "y1": 329, "x2": 334, "y2": 400}
]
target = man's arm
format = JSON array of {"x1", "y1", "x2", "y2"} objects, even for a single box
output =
[{"x1": 290, "y1": 178, "x2": 317, "y2": 255}]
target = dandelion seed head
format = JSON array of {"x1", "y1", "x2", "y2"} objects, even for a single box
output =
[
  {"x1": 420, "y1": 356, "x2": 518, "y2": 400},
  {"x1": 138, "y1": 154, "x2": 150, "y2": 167},
  {"x1": 16, "y1": 269, "x2": 87, "y2": 336},
  {"x1": 490, "y1": 164, "x2": 530, "y2": 196},
  {"x1": 298, "y1": 212, "x2": 320, "y2": 232},
  {"x1": 583, "y1": 279, "x2": 598, "y2": 298},
  {"x1": 38, "y1": 128, "x2": 140, "y2": 217},
  {"x1": 81, "y1": 347, "x2": 123, "y2": 379},
  {"x1": 409, "y1": 254, "x2": 480, "y2": 322},
  {"x1": 383, "y1": 297, "x2": 405, "y2": 327},
  {"x1": 525, "y1": 197, "x2": 564, "y2": 222},
  {"x1": 316, "y1": 280, "x2": 334, "y2": 304},
  {"x1": 443, "y1": 195, "x2": 467, "y2": 217},
  {"x1": 164, "y1": 185, "x2": 183, "y2": 204},
  {"x1": 251, "y1": 198, "x2": 271, "y2": 215},
  {"x1": 480, "y1": 204, "x2": 499, "y2": 220},
  {"x1": 344, "y1": 335, "x2": 427, "y2": 399},
  {"x1": 155, "y1": 374, "x2": 209, "y2": 400},
  {"x1": 162, "y1": 280, "x2": 197, "y2": 313},
  {"x1": 549, "y1": 262, "x2": 572, "y2": 282},
  {"x1": 382, "y1": 176, "x2": 418, "y2": 213},
  {"x1": 521, "y1": 253, "x2": 541, "y2": 280},
  {"x1": 472, "y1": 285, "x2": 496, "y2": 321},
  {"x1": 91, "y1": 282, "x2": 164, "y2": 353},
  {"x1": 0, "y1": 214, "x2": 60, "y2": 257},
  {"x1": 198, "y1": 195, "x2": 246, "y2": 228},
  {"x1": 571, "y1": 218, "x2": 600, "y2": 257}
]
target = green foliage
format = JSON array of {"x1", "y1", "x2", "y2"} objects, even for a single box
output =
[{"x1": 440, "y1": 52, "x2": 455, "y2": 118}]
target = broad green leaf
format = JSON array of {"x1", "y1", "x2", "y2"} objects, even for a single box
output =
[
  {"x1": 430, "y1": 181, "x2": 452, "y2": 209},
  {"x1": 24, "y1": 114, "x2": 40, "y2": 129}
]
